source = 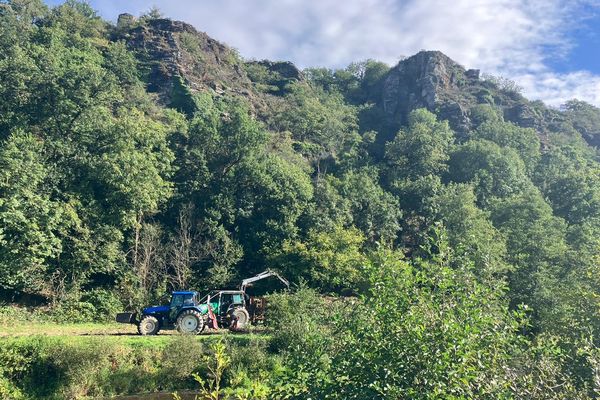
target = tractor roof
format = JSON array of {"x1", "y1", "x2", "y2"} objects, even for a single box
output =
[{"x1": 172, "y1": 291, "x2": 196, "y2": 295}]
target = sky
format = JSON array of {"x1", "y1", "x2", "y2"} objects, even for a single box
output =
[{"x1": 45, "y1": 0, "x2": 600, "y2": 107}]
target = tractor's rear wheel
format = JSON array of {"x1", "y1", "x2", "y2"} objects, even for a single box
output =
[
  {"x1": 229, "y1": 308, "x2": 250, "y2": 331},
  {"x1": 138, "y1": 315, "x2": 160, "y2": 335},
  {"x1": 177, "y1": 310, "x2": 204, "y2": 334}
]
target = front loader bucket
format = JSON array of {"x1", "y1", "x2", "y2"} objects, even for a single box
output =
[{"x1": 116, "y1": 312, "x2": 138, "y2": 324}]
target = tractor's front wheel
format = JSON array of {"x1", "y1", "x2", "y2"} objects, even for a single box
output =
[
  {"x1": 177, "y1": 310, "x2": 204, "y2": 334},
  {"x1": 138, "y1": 315, "x2": 160, "y2": 335}
]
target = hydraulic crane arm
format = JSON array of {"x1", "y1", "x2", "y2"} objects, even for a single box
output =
[{"x1": 240, "y1": 269, "x2": 290, "y2": 292}]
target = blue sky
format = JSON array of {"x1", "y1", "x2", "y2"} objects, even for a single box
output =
[
  {"x1": 44, "y1": 0, "x2": 600, "y2": 107},
  {"x1": 549, "y1": 10, "x2": 600, "y2": 74}
]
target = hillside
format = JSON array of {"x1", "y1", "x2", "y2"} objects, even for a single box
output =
[
  {"x1": 111, "y1": 14, "x2": 600, "y2": 150},
  {"x1": 1, "y1": 2, "x2": 600, "y2": 399}
]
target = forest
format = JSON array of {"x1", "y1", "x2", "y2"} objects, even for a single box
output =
[{"x1": 1, "y1": 1, "x2": 600, "y2": 398}]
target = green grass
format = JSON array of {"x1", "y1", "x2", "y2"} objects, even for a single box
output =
[
  {"x1": 0, "y1": 308, "x2": 273, "y2": 399},
  {"x1": 0, "y1": 321, "x2": 134, "y2": 337},
  {"x1": 0, "y1": 320, "x2": 270, "y2": 347},
  {"x1": 0, "y1": 332, "x2": 269, "y2": 349}
]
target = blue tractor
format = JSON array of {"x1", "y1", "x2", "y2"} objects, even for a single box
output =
[{"x1": 116, "y1": 270, "x2": 289, "y2": 335}]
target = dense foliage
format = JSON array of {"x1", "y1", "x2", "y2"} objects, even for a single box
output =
[
  {"x1": 0, "y1": 335, "x2": 275, "y2": 399},
  {"x1": 2, "y1": 1, "x2": 600, "y2": 397}
]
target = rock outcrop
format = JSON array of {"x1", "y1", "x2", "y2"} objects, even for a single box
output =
[
  {"x1": 380, "y1": 51, "x2": 478, "y2": 134},
  {"x1": 244, "y1": 60, "x2": 304, "y2": 95},
  {"x1": 254, "y1": 60, "x2": 303, "y2": 82},
  {"x1": 117, "y1": 13, "x2": 136, "y2": 29},
  {"x1": 113, "y1": 18, "x2": 599, "y2": 149},
  {"x1": 116, "y1": 18, "x2": 257, "y2": 114},
  {"x1": 376, "y1": 50, "x2": 577, "y2": 146}
]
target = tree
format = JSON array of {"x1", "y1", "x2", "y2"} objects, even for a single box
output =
[
  {"x1": 132, "y1": 222, "x2": 167, "y2": 305},
  {"x1": 271, "y1": 83, "x2": 361, "y2": 175},
  {"x1": 533, "y1": 144, "x2": 600, "y2": 225},
  {"x1": 447, "y1": 139, "x2": 530, "y2": 205},
  {"x1": 0, "y1": 131, "x2": 63, "y2": 294},
  {"x1": 433, "y1": 183, "x2": 510, "y2": 276},
  {"x1": 385, "y1": 108, "x2": 454, "y2": 180},
  {"x1": 473, "y1": 119, "x2": 541, "y2": 173},
  {"x1": 562, "y1": 99, "x2": 600, "y2": 145},
  {"x1": 0, "y1": 8, "x2": 175, "y2": 300},
  {"x1": 140, "y1": 6, "x2": 163, "y2": 21},
  {"x1": 305, "y1": 59, "x2": 390, "y2": 105},
  {"x1": 303, "y1": 168, "x2": 401, "y2": 244},
  {"x1": 169, "y1": 93, "x2": 313, "y2": 277},
  {"x1": 270, "y1": 225, "x2": 368, "y2": 292},
  {"x1": 489, "y1": 190, "x2": 568, "y2": 317}
]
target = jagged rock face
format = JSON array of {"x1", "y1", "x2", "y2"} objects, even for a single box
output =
[
  {"x1": 504, "y1": 104, "x2": 545, "y2": 131},
  {"x1": 381, "y1": 51, "x2": 476, "y2": 133},
  {"x1": 118, "y1": 18, "x2": 256, "y2": 112},
  {"x1": 377, "y1": 51, "x2": 565, "y2": 144},
  {"x1": 115, "y1": 20, "x2": 596, "y2": 149}
]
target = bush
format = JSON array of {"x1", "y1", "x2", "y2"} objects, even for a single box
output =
[
  {"x1": 49, "y1": 299, "x2": 97, "y2": 323},
  {"x1": 81, "y1": 289, "x2": 123, "y2": 320},
  {"x1": 0, "y1": 376, "x2": 24, "y2": 400},
  {"x1": 0, "y1": 305, "x2": 47, "y2": 325},
  {"x1": 266, "y1": 286, "x2": 332, "y2": 352},
  {"x1": 270, "y1": 226, "x2": 368, "y2": 292},
  {"x1": 269, "y1": 244, "x2": 596, "y2": 399},
  {"x1": 44, "y1": 289, "x2": 123, "y2": 323},
  {"x1": 0, "y1": 335, "x2": 281, "y2": 400}
]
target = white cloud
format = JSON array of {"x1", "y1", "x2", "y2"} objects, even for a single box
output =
[
  {"x1": 515, "y1": 71, "x2": 600, "y2": 107},
  {"x1": 86, "y1": 0, "x2": 600, "y2": 106}
]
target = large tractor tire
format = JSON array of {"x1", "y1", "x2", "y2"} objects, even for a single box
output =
[
  {"x1": 138, "y1": 315, "x2": 160, "y2": 335},
  {"x1": 177, "y1": 309, "x2": 204, "y2": 334},
  {"x1": 229, "y1": 308, "x2": 250, "y2": 331}
]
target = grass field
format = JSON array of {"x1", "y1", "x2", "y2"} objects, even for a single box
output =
[
  {"x1": 0, "y1": 321, "x2": 136, "y2": 337},
  {"x1": 0, "y1": 304, "x2": 268, "y2": 340},
  {"x1": 0, "y1": 320, "x2": 270, "y2": 346}
]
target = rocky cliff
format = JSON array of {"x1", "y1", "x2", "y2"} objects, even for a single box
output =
[
  {"x1": 115, "y1": 17, "x2": 259, "y2": 114},
  {"x1": 380, "y1": 51, "x2": 480, "y2": 134},
  {"x1": 116, "y1": 16, "x2": 599, "y2": 149}
]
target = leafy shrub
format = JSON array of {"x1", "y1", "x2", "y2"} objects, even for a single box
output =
[
  {"x1": 0, "y1": 305, "x2": 47, "y2": 324},
  {"x1": 0, "y1": 335, "x2": 281, "y2": 400},
  {"x1": 161, "y1": 335, "x2": 206, "y2": 384},
  {"x1": 267, "y1": 287, "x2": 332, "y2": 345},
  {"x1": 481, "y1": 73, "x2": 523, "y2": 95},
  {"x1": 270, "y1": 242, "x2": 596, "y2": 399},
  {"x1": 43, "y1": 289, "x2": 123, "y2": 323},
  {"x1": 174, "y1": 338, "x2": 276, "y2": 400},
  {"x1": 81, "y1": 289, "x2": 123, "y2": 320},
  {"x1": 270, "y1": 226, "x2": 368, "y2": 292},
  {"x1": 49, "y1": 299, "x2": 97, "y2": 323},
  {"x1": 0, "y1": 376, "x2": 24, "y2": 400}
]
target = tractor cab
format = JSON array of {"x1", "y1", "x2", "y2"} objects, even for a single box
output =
[
  {"x1": 169, "y1": 291, "x2": 198, "y2": 308},
  {"x1": 137, "y1": 291, "x2": 198, "y2": 318},
  {"x1": 202, "y1": 290, "x2": 247, "y2": 327},
  {"x1": 205, "y1": 290, "x2": 245, "y2": 312},
  {"x1": 167, "y1": 291, "x2": 198, "y2": 320}
]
